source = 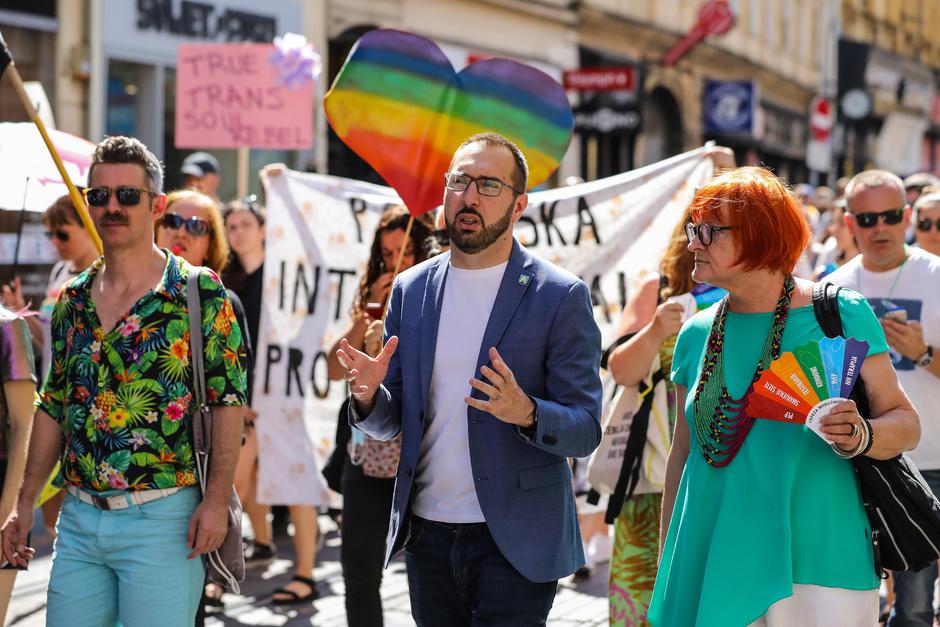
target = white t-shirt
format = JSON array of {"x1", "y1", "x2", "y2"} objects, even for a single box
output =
[
  {"x1": 411, "y1": 261, "x2": 507, "y2": 523},
  {"x1": 827, "y1": 247, "x2": 940, "y2": 470}
]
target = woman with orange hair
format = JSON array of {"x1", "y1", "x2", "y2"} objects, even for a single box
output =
[{"x1": 649, "y1": 167, "x2": 919, "y2": 625}]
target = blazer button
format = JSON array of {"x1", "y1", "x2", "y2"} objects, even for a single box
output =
[
  {"x1": 542, "y1": 434, "x2": 558, "y2": 446},
  {"x1": 406, "y1": 467, "x2": 413, "y2": 478}
]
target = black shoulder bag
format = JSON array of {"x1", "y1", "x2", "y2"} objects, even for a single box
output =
[{"x1": 813, "y1": 282, "x2": 940, "y2": 575}]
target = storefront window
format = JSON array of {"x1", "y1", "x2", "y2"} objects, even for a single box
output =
[{"x1": 106, "y1": 61, "x2": 144, "y2": 137}]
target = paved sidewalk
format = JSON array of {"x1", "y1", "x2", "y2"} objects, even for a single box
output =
[{"x1": 6, "y1": 515, "x2": 609, "y2": 626}]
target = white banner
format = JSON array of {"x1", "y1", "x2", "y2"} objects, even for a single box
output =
[{"x1": 254, "y1": 147, "x2": 713, "y2": 505}]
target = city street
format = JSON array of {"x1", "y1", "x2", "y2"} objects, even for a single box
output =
[{"x1": 5, "y1": 514, "x2": 608, "y2": 626}]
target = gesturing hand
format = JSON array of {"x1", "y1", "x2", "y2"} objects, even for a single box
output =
[
  {"x1": 649, "y1": 301, "x2": 685, "y2": 341},
  {"x1": 336, "y1": 336, "x2": 399, "y2": 414},
  {"x1": 466, "y1": 347, "x2": 536, "y2": 427}
]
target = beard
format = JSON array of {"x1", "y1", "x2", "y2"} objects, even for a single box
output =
[{"x1": 446, "y1": 204, "x2": 514, "y2": 254}]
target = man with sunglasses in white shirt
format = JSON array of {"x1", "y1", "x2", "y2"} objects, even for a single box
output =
[{"x1": 827, "y1": 169, "x2": 940, "y2": 627}]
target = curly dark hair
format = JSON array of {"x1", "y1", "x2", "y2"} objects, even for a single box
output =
[{"x1": 352, "y1": 205, "x2": 435, "y2": 317}]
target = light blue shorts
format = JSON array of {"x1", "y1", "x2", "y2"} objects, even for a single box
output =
[{"x1": 46, "y1": 487, "x2": 204, "y2": 627}]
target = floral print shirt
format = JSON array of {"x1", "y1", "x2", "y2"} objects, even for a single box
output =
[{"x1": 37, "y1": 252, "x2": 247, "y2": 492}]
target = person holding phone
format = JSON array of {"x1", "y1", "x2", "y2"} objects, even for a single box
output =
[
  {"x1": 826, "y1": 171, "x2": 940, "y2": 627},
  {"x1": 326, "y1": 204, "x2": 434, "y2": 627}
]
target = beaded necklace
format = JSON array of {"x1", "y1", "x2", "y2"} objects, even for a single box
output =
[{"x1": 692, "y1": 274, "x2": 795, "y2": 467}]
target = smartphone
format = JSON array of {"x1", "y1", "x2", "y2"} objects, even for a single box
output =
[
  {"x1": 883, "y1": 308, "x2": 908, "y2": 323},
  {"x1": 365, "y1": 302, "x2": 384, "y2": 319}
]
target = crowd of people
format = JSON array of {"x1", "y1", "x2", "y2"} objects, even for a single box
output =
[{"x1": 0, "y1": 128, "x2": 934, "y2": 627}]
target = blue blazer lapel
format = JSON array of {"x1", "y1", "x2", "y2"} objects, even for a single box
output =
[
  {"x1": 419, "y1": 253, "x2": 449, "y2": 412},
  {"x1": 474, "y1": 240, "x2": 533, "y2": 378}
]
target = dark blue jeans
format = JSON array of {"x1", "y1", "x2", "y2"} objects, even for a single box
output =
[
  {"x1": 405, "y1": 516, "x2": 558, "y2": 626},
  {"x1": 888, "y1": 468, "x2": 940, "y2": 627}
]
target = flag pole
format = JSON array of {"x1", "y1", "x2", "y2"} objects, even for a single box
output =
[{"x1": 0, "y1": 31, "x2": 102, "y2": 254}]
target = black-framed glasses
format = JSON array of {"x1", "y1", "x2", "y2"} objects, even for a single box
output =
[
  {"x1": 917, "y1": 217, "x2": 940, "y2": 232},
  {"x1": 849, "y1": 208, "x2": 904, "y2": 228},
  {"x1": 45, "y1": 229, "x2": 69, "y2": 243},
  {"x1": 444, "y1": 173, "x2": 523, "y2": 197},
  {"x1": 83, "y1": 186, "x2": 154, "y2": 207},
  {"x1": 162, "y1": 213, "x2": 210, "y2": 237},
  {"x1": 685, "y1": 222, "x2": 734, "y2": 246}
]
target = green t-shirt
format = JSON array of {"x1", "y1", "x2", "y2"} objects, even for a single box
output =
[{"x1": 648, "y1": 288, "x2": 886, "y2": 626}]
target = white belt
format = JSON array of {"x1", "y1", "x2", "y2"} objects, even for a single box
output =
[{"x1": 66, "y1": 485, "x2": 182, "y2": 511}]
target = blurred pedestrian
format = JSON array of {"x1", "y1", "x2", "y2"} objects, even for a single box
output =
[
  {"x1": 912, "y1": 192, "x2": 940, "y2": 258},
  {"x1": 0, "y1": 136, "x2": 247, "y2": 626},
  {"x1": 239, "y1": 168, "x2": 322, "y2": 606},
  {"x1": 327, "y1": 205, "x2": 434, "y2": 627},
  {"x1": 650, "y1": 167, "x2": 919, "y2": 626},
  {"x1": 603, "y1": 213, "x2": 694, "y2": 626},
  {"x1": 181, "y1": 152, "x2": 222, "y2": 200},
  {"x1": 903, "y1": 172, "x2": 940, "y2": 206},
  {"x1": 826, "y1": 170, "x2": 940, "y2": 627},
  {"x1": 0, "y1": 305, "x2": 36, "y2": 623},
  {"x1": 222, "y1": 196, "x2": 274, "y2": 570},
  {"x1": 155, "y1": 189, "x2": 253, "y2": 620}
]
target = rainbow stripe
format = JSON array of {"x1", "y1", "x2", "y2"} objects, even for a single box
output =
[{"x1": 324, "y1": 29, "x2": 573, "y2": 216}]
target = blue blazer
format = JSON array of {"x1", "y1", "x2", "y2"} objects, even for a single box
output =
[{"x1": 352, "y1": 239, "x2": 603, "y2": 583}]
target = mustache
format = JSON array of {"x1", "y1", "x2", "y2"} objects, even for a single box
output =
[{"x1": 100, "y1": 212, "x2": 129, "y2": 225}]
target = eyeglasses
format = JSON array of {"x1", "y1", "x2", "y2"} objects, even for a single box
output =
[
  {"x1": 83, "y1": 186, "x2": 155, "y2": 207},
  {"x1": 685, "y1": 222, "x2": 734, "y2": 246},
  {"x1": 45, "y1": 229, "x2": 69, "y2": 243},
  {"x1": 162, "y1": 213, "x2": 210, "y2": 237},
  {"x1": 917, "y1": 217, "x2": 940, "y2": 232},
  {"x1": 849, "y1": 208, "x2": 904, "y2": 228},
  {"x1": 444, "y1": 173, "x2": 523, "y2": 197}
]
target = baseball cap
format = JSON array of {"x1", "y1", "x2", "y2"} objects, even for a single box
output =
[{"x1": 181, "y1": 152, "x2": 220, "y2": 178}]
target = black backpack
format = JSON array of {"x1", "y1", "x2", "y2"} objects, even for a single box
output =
[{"x1": 813, "y1": 282, "x2": 940, "y2": 575}]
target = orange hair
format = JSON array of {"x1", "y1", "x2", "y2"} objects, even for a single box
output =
[{"x1": 690, "y1": 166, "x2": 810, "y2": 273}]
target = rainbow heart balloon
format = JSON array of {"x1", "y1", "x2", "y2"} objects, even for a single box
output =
[
  {"x1": 746, "y1": 337, "x2": 870, "y2": 439},
  {"x1": 324, "y1": 29, "x2": 574, "y2": 216}
]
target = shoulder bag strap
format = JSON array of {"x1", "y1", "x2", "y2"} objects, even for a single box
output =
[{"x1": 187, "y1": 266, "x2": 210, "y2": 455}]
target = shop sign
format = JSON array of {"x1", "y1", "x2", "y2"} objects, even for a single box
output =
[
  {"x1": 702, "y1": 79, "x2": 756, "y2": 134},
  {"x1": 563, "y1": 67, "x2": 636, "y2": 92},
  {"x1": 573, "y1": 105, "x2": 641, "y2": 133}
]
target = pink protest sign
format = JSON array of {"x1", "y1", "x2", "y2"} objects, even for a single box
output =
[{"x1": 175, "y1": 44, "x2": 313, "y2": 150}]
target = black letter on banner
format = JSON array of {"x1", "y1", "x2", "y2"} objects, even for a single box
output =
[
  {"x1": 286, "y1": 348, "x2": 305, "y2": 397},
  {"x1": 263, "y1": 344, "x2": 282, "y2": 395},
  {"x1": 348, "y1": 197, "x2": 367, "y2": 243},
  {"x1": 574, "y1": 197, "x2": 602, "y2": 245},
  {"x1": 328, "y1": 268, "x2": 358, "y2": 320},
  {"x1": 618, "y1": 271, "x2": 628, "y2": 312},
  {"x1": 539, "y1": 200, "x2": 567, "y2": 246},
  {"x1": 278, "y1": 260, "x2": 286, "y2": 310},
  {"x1": 310, "y1": 350, "x2": 330, "y2": 399},
  {"x1": 293, "y1": 264, "x2": 320, "y2": 315},
  {"x1": 589, "y1": 274, "x2": 612, "y2": 324},
  {"x1": 515, "y1": 216, "x2": 539, "y2": 247}
]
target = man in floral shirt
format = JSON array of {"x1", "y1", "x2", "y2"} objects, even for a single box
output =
[{"x1": 0, "y1": 136, "x2": 246, "y2": 626}]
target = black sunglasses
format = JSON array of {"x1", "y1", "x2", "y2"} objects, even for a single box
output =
[
  {"x1": 917, "y1": 217, "x2": 940, "y2": 232},
  {"x1": 685, "y1": 222, "x2": 734, "y2": 246},
  {"x1": 45, "y1": 229, "x2": 69, "y2": 243},
  {"x1": 850, "y1": 208, "x2": 904, "y2": 228},
  {"x1": 83, "y1": 186, "x2": 155, "y2": 207},
  {"x1": 162, "y1": 213, "x2": 210, "y2": 237}
]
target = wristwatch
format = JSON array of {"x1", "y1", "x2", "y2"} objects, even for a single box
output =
[{"x1": 916, "y1": 345, "x2": 934, "y2": 368}]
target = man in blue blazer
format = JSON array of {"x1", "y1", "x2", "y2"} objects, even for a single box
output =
[{"x1": 337, "y1": 133, "x2": 603, "y2": 625}]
